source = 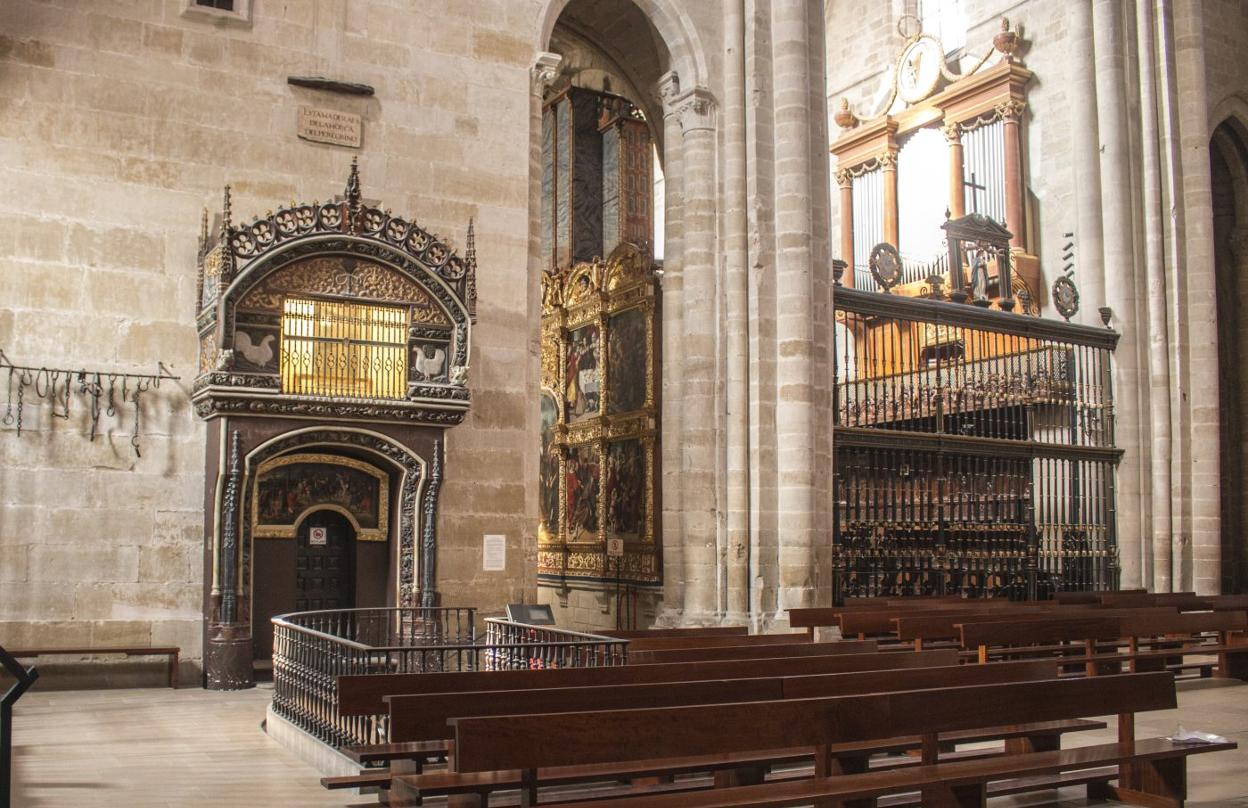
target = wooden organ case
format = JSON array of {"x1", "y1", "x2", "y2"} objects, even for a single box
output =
[
  {"x1": 537, "y1": 86, "x2": 662, "y2": 606},
  {"x1": 830, "y1": 20, "x2": 1122, "y2": 601}
]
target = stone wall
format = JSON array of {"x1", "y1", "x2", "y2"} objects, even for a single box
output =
[{"x1": 0, "y1": 0, "x2": 546, "y2": 680}]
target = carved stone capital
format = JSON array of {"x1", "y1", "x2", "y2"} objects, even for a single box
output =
[
  {"x1": 835, "y1": 168, "x2": 853, "y2": 189},
  {"x1": 877, "y1": 151, "x2": 898, "y2": 170},
  {"x1": 674, "y1": 87, "x2": 717, "y2": 132},
  {"x1": 657, "y1": 70, "x2": 681, "y2": 115},
  {"x1": 532, "y1": 51, "x2": 563, "y2": 92},
  {"x1": 996, "y1": 99, "x2": 1026, "y2": 123},
  {"x1": 942, "y1": 121, "x2": 962, "y2": 143}
]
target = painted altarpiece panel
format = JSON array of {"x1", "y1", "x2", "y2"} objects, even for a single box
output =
[{"x1": 538, "y1": 243, "x2": 660, "y2": 585}]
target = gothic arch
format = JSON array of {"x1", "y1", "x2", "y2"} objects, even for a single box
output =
[
  {"x1": 1211, "y1": 118, "x2": 1248, "y2": 595},
  {"x1": 536, "y1": 0, "x2": 707, "y2": 92}
]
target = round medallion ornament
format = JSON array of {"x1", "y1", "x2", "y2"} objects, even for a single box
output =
[
  {"x1": 869, "y1": 242, "x2": 903, "y2": 292},
  {"x1": 1052, "y1": 275, "x2": 1080, "y2": 322},
  {"x1": 896, "y1": 36, "x2": 943, "y2": 104}
]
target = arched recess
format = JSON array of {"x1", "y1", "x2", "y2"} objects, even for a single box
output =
[
  {"x1": 240, "y1": 428, "x2": 430, "y2": 661},
  {"x1": 1211, "y1": 116, "x2": 1248, "y2": 595},
  {"x1": 531, "y1": 0, "x2": 712, "y2": 631},
  {"x1": 537, "y1": 0, "x2": 707, "y2": 112}
]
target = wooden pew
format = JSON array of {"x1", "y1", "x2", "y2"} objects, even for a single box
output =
[
  {"x1": 602, "y1": 627, "x2": 749, "y2": 640},
  {"x1": 1118, "y1": 609, "x2": 1248, "y2": 680},
  {"x1": 624, "y1": 633, "x2": 809, "y2": 651},
  {"x1": 339, "y1": 645, "x2": 960, "y2": 717},
  {"x1": 387, "y1": 659, "x2": 1062, "y2": 743},
  {"x1": 438, "y1": 673, "x2": 1230, "y2": 808},
  {"x1": 377, "y1": 661, "x2": 1104, "y2": 802},
  {"x1": 627, "y1": 640, "x2": 869, "y2": 665},
  {"x1": 1054, "y1": 589, "x2": 1146, "y2": 605},
  {"x1": 897, "y1": 607, "x2": 1177, "y2": 655},
  {"x1": 959, "y1": 617, "x2": 1124, "y2": 674}
]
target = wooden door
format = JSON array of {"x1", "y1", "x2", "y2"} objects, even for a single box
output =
[{"x1": 295, "y1": 511, "x2": 355, "y2": 611}]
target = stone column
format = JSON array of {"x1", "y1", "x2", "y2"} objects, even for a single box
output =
[
  {"x1": 944, "y1": 122, "x2": 965, "y2": 220},
  {"x1": 1071, "y1": 0, "x2": 1106, "y2": 325},
  {"x1": 724, "y1": 1, "x2": 751, "y2": 621},
  {"x1": 1093, "y1": 0, "x2": 1143, "y2": 588},
  {"x1": 1135, "y1": 0, "x2": 1173, "y2": 591},
  {"x1": 773, "y1": 0, "x2": 816, "y2": 612},
  {"x1": 1172, "y1": 0, "x2": 1220, "y2": 594},
  {"x1": 998, "y1": 100, "x2": 1027, "y2": 250},
  {"x1": 836, "y1": 170, "x2": 855, "y2": 286},
  {"x1": 675, "y1": 87, "x2": 720, "y2": 620},
  {"x1": 881, "y1": 150, "x2": 900, "y2": 246},
  {"x1": 657, "y1": 71, "x2": 687, "y2": 617}
]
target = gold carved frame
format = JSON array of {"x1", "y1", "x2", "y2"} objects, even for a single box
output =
[
  {"x1": 538, "y1": 243, "x2": 660, "y2": 585},
  {"x1": 251, "y1": 452, "x2": 390, "y2": 542}
]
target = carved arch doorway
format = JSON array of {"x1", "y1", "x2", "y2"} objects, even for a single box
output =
[{"x1": 249, "y1": 449, "x2": 393, "y2": 663}]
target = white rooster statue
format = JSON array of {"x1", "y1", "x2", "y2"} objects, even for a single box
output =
[
  {"x1": 234, "y1": 331, "x2": 276, "y2": 367},
  {"x1": 414, "y1": 345, "x2": 446, "y2": 380}
]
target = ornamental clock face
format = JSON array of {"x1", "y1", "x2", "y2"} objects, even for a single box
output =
[{"x1": 896, "y1": 37, "x2": 943, "y2": 104}]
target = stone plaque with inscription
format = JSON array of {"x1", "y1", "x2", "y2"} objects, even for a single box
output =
[{"x1": 297, "y1": 106, "x2": 362, "y2": 148}]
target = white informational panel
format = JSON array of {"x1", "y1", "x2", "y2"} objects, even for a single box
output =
[
  {"x1": 482, "y1": 534, "x2": 506, "y2": 571},
  {"x1": 309, "y1": 527, "x2": 328, "y2": 546}
]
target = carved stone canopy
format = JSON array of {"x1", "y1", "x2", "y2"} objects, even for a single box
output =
[{"x1": 193, "y1": 160, "x2": 478, "y2": 426}]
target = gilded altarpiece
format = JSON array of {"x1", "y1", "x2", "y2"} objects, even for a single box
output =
[{"x1": 538, "y1": 244, "x2": 660, "y2": 586}]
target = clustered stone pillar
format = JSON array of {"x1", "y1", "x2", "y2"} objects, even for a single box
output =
[
  {"x1": 773, "y1": 0, "x2": 817, "y2": 611},
  {"x1": 1093, "y1": 0, "x2": 1143, "y2": 588},
  {"x1": 1070, "y1": 0, "x2": 1106, "y2": 327},
  {"x1": 724, "y1": 0, "x2": 751, "y2": 621},
  {"x1": 657, "y1": 71, "x2": 687, "y2": 614},
  {"x1": 675, "y1": 87, "x2": 720, "y2": 620}
]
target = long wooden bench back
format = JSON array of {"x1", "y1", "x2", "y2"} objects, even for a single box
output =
[
  {"x1": 602, "y1": 627, "x2": 748, "y2": 640},
  {"x1": 387, "y1": 659, "x2": 1056, "y2": 742},
  {"x1": 960, "y1": 617, "x2": 1124, "y2": 652},
  {"x1": 624, "y1": 633, "x2": 809, "y2": 651},
  {"x1": 627, "y1": 640, "x2": 865, "y2": 665},
  {"x1": 448, "y1": 672, "x2": 1177, "y2": 773},
  {"x1": 896, "y1": 607, "x2": 1177, "y2": 644},
  {"x1": 1118, "y1": 609, "x2": 1248, "y2": 638},
  {"x1": 338, "y1": 645, "x2": 962, "y2": 715}
]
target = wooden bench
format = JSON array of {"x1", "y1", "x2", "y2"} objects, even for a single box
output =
[
  {"x1": 441, "y1": 673, "x2": 1231, "y2": 808},
  {"x1": 377, "y1": 661, "x2": 1103, "y2": 803},
  {"x1": 624, "y1": 633, "x2": 809, "y2": 652},
  {"x1": 603, "y1": 627, "x2": 749, "y2": 640},
  {"x1": 627, "y1": 640, "x2": 871, "y2": 665},
  {"x1": 338, "y1": 645, "x2": 966, "y2": 717},
  {"x1": 1118, "y1": 609, "x2": 1248, "y2": 680},
  {"x1": 8, "y1": 646, "x2": 180, "y2": 688}
]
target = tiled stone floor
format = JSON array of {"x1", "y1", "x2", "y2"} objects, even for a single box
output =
[{"x1": 10, "y1": 678, "x2": 1248, "y2": 807}]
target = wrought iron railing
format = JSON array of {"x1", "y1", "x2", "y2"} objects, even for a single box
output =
[
  {"x1": 1, "y1": 644, "x2": 38, "y2": 808},
  {"x1": 832, "y1": 285, "x2": 1122, "y2": 601},
  {"x1": 270, "y1": 608, "x2": 627, "y2": 748}
]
